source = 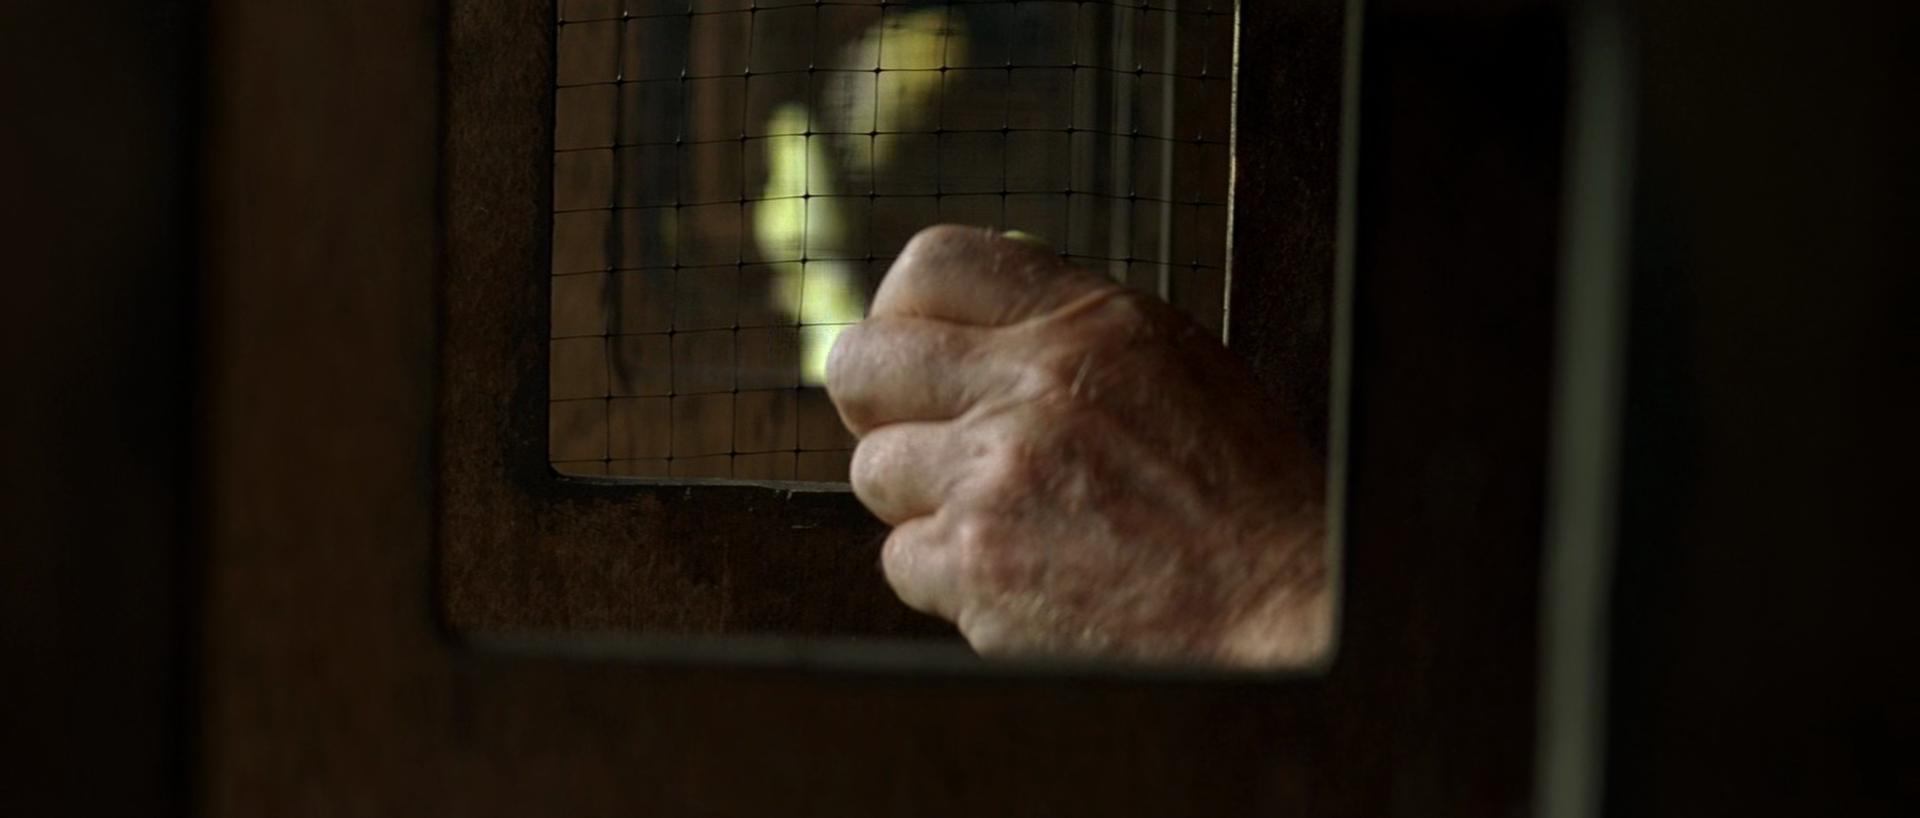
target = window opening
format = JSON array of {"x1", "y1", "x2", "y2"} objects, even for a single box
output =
[{"x1": 550, "y1": 0, "x2": 1235, "y2": 482}]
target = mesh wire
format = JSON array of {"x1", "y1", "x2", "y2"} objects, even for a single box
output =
[{"x1": 550, "y1": 0, "x2": 1235, "y2": 481}]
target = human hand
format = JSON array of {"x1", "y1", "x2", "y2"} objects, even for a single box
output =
[{"x1": 827, "y1": 226, "x2": 1331, "y2": 667}]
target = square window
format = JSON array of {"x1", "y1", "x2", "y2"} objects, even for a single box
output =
[
  {"x1": 552, "y1": 210, "x2": 612, "y2": 274},
  {"x1": 817, "y1": 6, "x2": 882, "y2": 70},
  {"x1": 609, "y1": 333, "x2": 672, "y2": 396},
  {"x1": 941, "y1": 69, "x2": 1007, "y2": 132},
  {"x1": 1012, "y1": 2, "x2": 1077, "y2": 67},
  {"x1": 749, "y1": 6, "x2": 815, "y2": 74},
  {"x1": 558, "y1": 20, "x2": 620, "y2": 85},
  {"x1": 939, "y1": 132, "x2": 1005, "y2": 194},
  {"x1": 551, "y1": 337, "x2": 609, "y2": 399},
  {"x1": 622, "y1": 16, "x2": 689, "y2": 81},
  {"x1": 677, "y1": 203, "x2": 743, "y2": 266},
  {"x1": 1006, "y1": 68, "x2": 1072, "y2": 130},
  {"x1": 688, "y1": 12, "x2": 751, "y2": 77},
  {"x1": 556, "y1": 84, "x2": 617, "y2": 150},
  {"x1": 671, "y1": 394, "x2": 734, "y2": 456},
  {"x1": 549, "y1": 399, "x2": 608, "y2": 462},
  {"x1": 1072, "y1": 69, "x2": 1137, "y2": 132},
  {"x1": 1069, "y1": 132, "x2": 1131, "y2": 197},
  {"x1": 733, "y1": 389, "x2": 798, "y2": 452},
  {"x1": 744, "y1": 198, "x2": 805, "y2": 262},
  {"x1": 620, "y1": 80, "x2": 682, "y2": 144},
  {"x1": 552, "y1": 272, "x2": 610, "y2": 337},
  {"x1": 672, "y1": 264, "x2": 738, "y2": 330},
  {"x1": 1071, "y1": 3, "x2": 1131, "y2": 70},
  {"x1": 746, "y1": 72, "x2": 811, "y2": 136},
  {"x1": 618, "y1": 207, "x2": 679, "y2": 268},
  {"x1": 615, "y1": 268, "x2": 674, "y2": 333},
  {"x1": 554, "y1": 149, "x2": 614, "y2": 210},
  {"x1": 809, "y1": 135, "x2": 872, "y2": 196},
  {"x1": 1137, "y1": 73, "x2": 1185, "y2": 140},
  {"x1": 681, "y1": 77, "x2": 746, "y2": 140},
  {"x1": 747, "y1": 135, "x2": 807, "y2": 199},
  {"x1": 805, "y1": 197, "x2": 871, "y2": 260},
  {"x1": 1132, "y1": 139, "x2": 1172, "y2": 202},
  {"x1": 947, "y1": 4, "x2": 1010, "y2": 68},
  {"x1": 736, "y1": 328, "x2": 799, "y2": 390},
  {"x1": 811, "y1": 71, "x2": 877, "y2": 134},
  {"x1": 1067, "y1": 193, "x2": 1126, "y2": 259},
  {"x1": 1136, "y1": 10, "x2": 1207, "y2": 77},
  {"x1": 616, "y1": 144, "x2": 678, "y2": 206},
  {"x1": 672, "y1": 330, "x2": 735, "y2": 395},
  {"x1": 877, "y1": 70, "x2": 941, "y2": 133},
  {"x1": 873, "y1": 134, "x2": 937, "y2": 194},
  {"x1": 678, "y1": 141, "x2": 743, "y2": 204},
  {"x1": 609, "y1": 397, "x2": 672, "y2": 459},
  {"x1": 879, "y1": 6, "x2": 952, "y2": 70},
  {"x1": 737, "y1": 262, "x2": 802, "y2": 327},
  {"x1": 1129, "y1": 201, "x2": 1169, "y2": 264}
]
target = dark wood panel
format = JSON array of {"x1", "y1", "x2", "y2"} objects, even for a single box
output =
[
  {"x1": 0, "y1": 3, "x2": 200, "y2": 815},
  {"x1": 1604, "y1": 2, "x2": 1920, "y2": 815}
]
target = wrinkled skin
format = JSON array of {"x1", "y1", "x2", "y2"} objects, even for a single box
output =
[{"x1": 827, "y1": 226, "x2": 1330, "y2": 667}]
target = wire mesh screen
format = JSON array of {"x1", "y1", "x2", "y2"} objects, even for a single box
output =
[{"x1": 549, "y1": 0, "x2": 1235, "y2": 481}]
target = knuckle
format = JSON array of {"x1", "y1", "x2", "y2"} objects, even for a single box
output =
[
  {"x1": 822, "y1": 321, "x2": 870, "y2": 395},
  {"x1": 975, "y1": 438, "x2": 1045, "y2": 498},
  {"x1": 879, "y1": 529, "x2": 914, "y2": 585},
  {"x1": 847, "y1": 437, "x2": 887, "y2": 498}
]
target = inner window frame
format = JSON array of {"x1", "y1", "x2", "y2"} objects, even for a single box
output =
[{"x1": 438, "y1": 0, "x2": 1345, "y2": 657}]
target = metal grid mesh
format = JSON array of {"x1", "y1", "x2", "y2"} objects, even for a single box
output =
[{"x1": 550, "y1": 0, "x2": 1234, "y2": 481}]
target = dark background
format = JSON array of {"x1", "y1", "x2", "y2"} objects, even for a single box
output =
[{"x1": 3, "y1": 0, "x2": 1914, "y2": 815}]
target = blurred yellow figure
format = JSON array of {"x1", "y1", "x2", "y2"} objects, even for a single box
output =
[{"x1": 753, "y1": 7, "x2": 965, "y2": 385}]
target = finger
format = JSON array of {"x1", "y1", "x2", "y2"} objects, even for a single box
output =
[
  {"x1": 871, "y1": 225, "x2": 1112, "y2": 326},
  {"x1": 880, "y1": 514, "x2": 967, "y2": 622},
  {"x1": 825, "y1": 314, "x2": 1013, "y2": 436},
  {"x1": 850, "y1": 421, "x2": 971, "y2": 524}
]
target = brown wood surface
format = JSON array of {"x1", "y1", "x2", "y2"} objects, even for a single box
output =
[{"x1": 194, "y1": 0, "x2": 1561, "y2": 814}]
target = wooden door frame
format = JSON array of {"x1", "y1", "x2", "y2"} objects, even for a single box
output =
[
  {"x1": 437, "y1": 0, "x2": 1345, "y2": 652},
  {"x1": 195, "y1": 0, "x2": 1569, "y2": 812}
]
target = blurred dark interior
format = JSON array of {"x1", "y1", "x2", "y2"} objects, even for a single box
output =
[{"x1": 2, "y1": 0, "x2": 1913, "y2": 815}]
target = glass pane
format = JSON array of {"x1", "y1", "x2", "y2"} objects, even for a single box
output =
[{"x1": 551, "y1": 0, "x2": 1235, "y2": 482}]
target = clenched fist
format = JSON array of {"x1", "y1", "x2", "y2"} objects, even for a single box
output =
[{"x1": 828, "y1": 226, "x2": 1331, "y2": 667}]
